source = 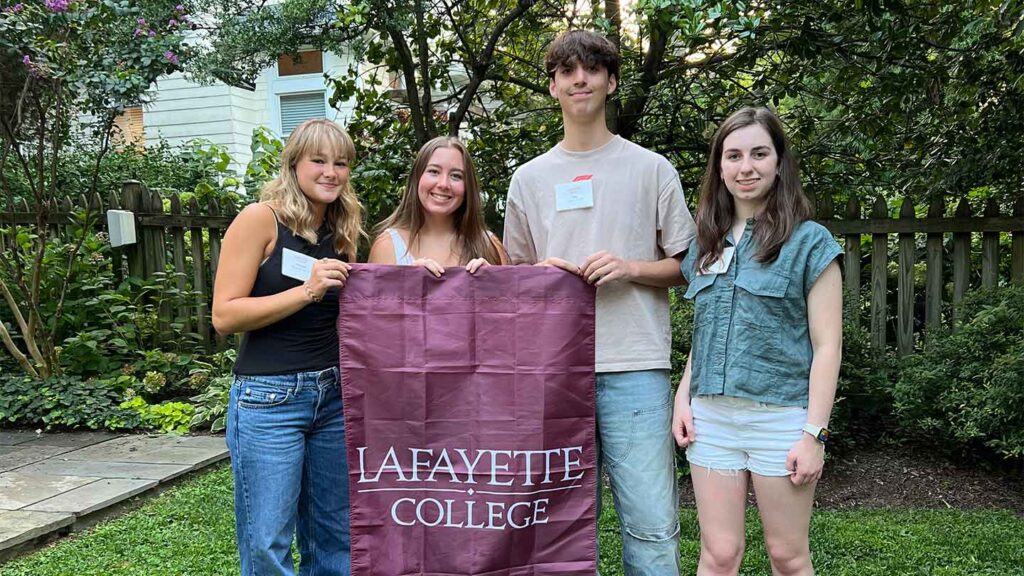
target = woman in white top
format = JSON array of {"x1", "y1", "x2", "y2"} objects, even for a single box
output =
[{"x1": 368, "y1": 136, "x2": 508, "y2": 271}]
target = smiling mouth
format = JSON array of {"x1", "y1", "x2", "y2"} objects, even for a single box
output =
[
  {"x1": 429, "y1": 192, "x2": 453, "y2": 201},
  {"x1": 736, "y1": 179, "x2": 760, "y2": 185}
]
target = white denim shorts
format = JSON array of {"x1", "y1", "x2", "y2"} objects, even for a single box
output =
[{"x1": 685, "y1": 395, "x2": 806, "y2": 477}]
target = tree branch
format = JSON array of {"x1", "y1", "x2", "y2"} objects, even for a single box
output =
[
  {"x1": 449, "y1": 0, "x2": 538, "y2": 132},
  {"x1": 0, "y1": 318, "x2": 38, "y2": 379},
  {"x1": 384, "y1": 22, "x2": 429, "y2": 145}
]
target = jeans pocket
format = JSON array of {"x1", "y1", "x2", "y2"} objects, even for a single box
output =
[
  {"x1": 235, "y1": 376, "x2": 293, "y2": 410},
  {"x1": 602, "y1": 400, "x2": 671, "y2": 467}
]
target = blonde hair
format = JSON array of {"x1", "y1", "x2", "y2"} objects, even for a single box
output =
[
  {"x1": 259, "y1": 119, "x2": 364, "y2": 260},
  {"x1": 374, "y1": 136, "x2": 500, "y2": 265}
]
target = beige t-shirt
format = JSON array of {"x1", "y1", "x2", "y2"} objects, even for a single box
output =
[{"x1": 503, "y1": 136, "x2": 696, "y2": 372}]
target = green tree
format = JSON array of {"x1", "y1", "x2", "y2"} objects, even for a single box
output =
[{"x1": 0, "y1": 0, "x2": 188, "y2": 377}]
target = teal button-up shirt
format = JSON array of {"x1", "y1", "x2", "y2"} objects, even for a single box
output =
[{"x1": 680, "y1": 219, "x2": 842, "y2": 407}]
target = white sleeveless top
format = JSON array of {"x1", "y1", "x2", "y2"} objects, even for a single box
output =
[{"x1": 386, "y1": 228, "x2": 415, "y2": 265}]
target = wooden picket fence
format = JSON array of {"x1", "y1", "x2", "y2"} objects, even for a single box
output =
[
  {"x1": 2, "y1": 181, "x2": 1023, "y2": 355},
  {"x1": 0, "y1": 181, "x2": 235, "y2": 350},
  {"x1": 816, "y1": 192, "x2": 1024, "y2": 355}
]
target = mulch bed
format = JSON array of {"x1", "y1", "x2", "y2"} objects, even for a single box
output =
[{"x1": 678, "y1": 445, "x2": 1024, "y2": 516}]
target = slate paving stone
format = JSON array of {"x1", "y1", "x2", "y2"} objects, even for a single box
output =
[
  {"x1": 0, "y1": 445, "x2": 78, "y2": 473},
  {"x1": 0, "y1": 510, "x2": 74, "y2": 551},
  {"x1": 0, "y1": 472, "x2": 96, "y2": 510},
  {"x1": 17, "y1": 460, "x2": 192, "y2": 481},
  {"x1": 0, "y1": 430, "x2": 40, "y2": 447},
  {"x1": 162, "y1": 434, "x2": 227, "y2": 450},
  {"x1": 0, "y1": 433, "x2": 228, "y2": 556},
  {"x1": 62, "y1": 435, "x2": 228, "y2": 469},
  {"x1": 26, "y1": 478, "x2": 157, "y2": 515},
  {"x1": 26, "y1": 431, "x2": 123, "y2": 449}
]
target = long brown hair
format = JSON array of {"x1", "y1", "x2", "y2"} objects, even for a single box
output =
[
  {"x1": 694, "y1": 106, "x2": 811, "y2": 273},
  {"x1": 260, "y1": 119, "x2": 364, "y2": 261},
  {"x1": 374, "y1": 136, "x2": 500, "y2": 265}
]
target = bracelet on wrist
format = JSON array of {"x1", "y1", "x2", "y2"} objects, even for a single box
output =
[{"x1": 303, "y1": 283, "x2": 323, "y2": 303}]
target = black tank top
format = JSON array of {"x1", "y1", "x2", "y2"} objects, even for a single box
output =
[{"x1": 233, "y1": 215, "x2": 347, "y2": 375}]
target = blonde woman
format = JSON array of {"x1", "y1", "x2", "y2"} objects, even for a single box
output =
[
  {"x1": 212, "y1": 119, "x2": 363, "y2": 576},
  {"x1": 368, "y1": 136, "x2": 507, "y2": 272}
]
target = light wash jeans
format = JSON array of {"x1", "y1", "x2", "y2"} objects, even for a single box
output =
[
  {"x1": 597, "y1": 369, "x2": 680, "y2": 576},
  {"x1": 226, "y1": 366, "x2": 350, "y2": 576}
]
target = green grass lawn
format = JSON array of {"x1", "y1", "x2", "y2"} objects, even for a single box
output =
[{"x1": 3, "y1": 464, "x2": 1023, "y2": 575}]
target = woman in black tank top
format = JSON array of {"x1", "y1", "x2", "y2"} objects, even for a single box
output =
[{"x1": 212, "y1": 119, "x2": 363, "y2": 576}]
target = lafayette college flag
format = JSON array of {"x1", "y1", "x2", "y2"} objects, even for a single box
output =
[{"x1": 339, "y1": 264, "x2": 597, "y2": 576}]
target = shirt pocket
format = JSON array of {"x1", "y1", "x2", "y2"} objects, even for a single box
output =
[
  {"x1": 732, "y1": 268, "x2": 793, "y2": 376},
  {"x1": 683, "y1": 273, "x2": 717, "y2": 329}
]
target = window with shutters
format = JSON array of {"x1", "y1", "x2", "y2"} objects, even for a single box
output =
[{"x1": 279, "y1": 92, "x2": 326, "y2": 136}]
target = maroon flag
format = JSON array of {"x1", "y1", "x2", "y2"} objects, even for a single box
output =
[{"x1": 339, "y1": 264, "x2": 597, "y2": 576}]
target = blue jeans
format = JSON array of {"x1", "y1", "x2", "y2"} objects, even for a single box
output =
[
  {"x1": 226, "y1": 366, "x2": 350, "y2": 576},
  {"x1": 597, "y1": 369, "x2": 680, "y2": 576}
]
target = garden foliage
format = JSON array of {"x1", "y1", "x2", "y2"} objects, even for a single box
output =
[
  {"x1": 894, "y1": 285, "x2": 1024, "y2": 461},
  {"x1": 0, "y1": 0, "x2": 189, "y2": 378}
]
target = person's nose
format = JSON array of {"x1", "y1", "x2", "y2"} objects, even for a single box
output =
[{"x1": 739, "y1": 155, "x2": 754, "y2": 175}]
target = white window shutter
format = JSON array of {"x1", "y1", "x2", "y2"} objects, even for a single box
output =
[{"x1": 280, "y1": 92, "x2": 326, "y2": 136}]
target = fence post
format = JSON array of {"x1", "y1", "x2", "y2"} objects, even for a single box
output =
[
  {"x1": 952, "y1": 199, "x2": 972, "y2": 326},
  {"x1": 844, "y1": 194, "x2": 862, "y2": 326},
  {"x1": 925, "y1": 196, "x2": 944, "y2": 338},
  {"x1": 120, "y1": 181, "x2": 146, "y2": 278},
  {"x1": 168, "y1": 193, "x2": 192, "y2": 336},
  {"x1": 207, "y1": 198, "x2": 228, "y2": 350},
  {"x1": 59, "y1": 197, "x2": 72, "y2": 241},
  {"x1": 145, "y1": 189, "x2": 167, "y2": 279},
  {"x1": 870, "y1": 196, "x2": 888, "y2": 350},
  {"x1": 1013, "y1": 193, "x2": 1024, "y2": 284},
  {"x1": 897, "y1": 197, "x2": 915, "y2": 355},
  {"x1": 188, "y1": 197, "x2": 211, "y2": 349},
  {"x1": 981, "y1": 198, "x2": 1000, "y2": 289},
  {"x1": 107, "y1": 190, "x2": 124, "y2": 284}
]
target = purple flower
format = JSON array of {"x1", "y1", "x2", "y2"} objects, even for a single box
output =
[
  {"x1": 133, "y1": 28, "x2": 144, "y2": 37},
  {"x1": 148, "y1": 30, "x2": 155, "y2": 37},
  {"x1": 136, "y1": 17, "x2": 146, "y2": 25},
  {"x1": 44, "y1": 0, "x2": 69, "y2": 12},
  {"x1": 163, "y1": 50, "x2": 179, "y2": 66},
  {"x1": 22, "y1": 54, "x2": 31, "y2": 66},
  {"x1": 175, "y1": 4, "x2": 184, "y2": 11},
  {"x1": 6, "y1": 3, "x2": 25, "y2": 13},
  {"x1": 167, "y1": 18, "x2": 177, "y2": 27}
]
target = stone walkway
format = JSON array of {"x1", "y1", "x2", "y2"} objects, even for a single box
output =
[{"x1": 0, "y1": 429, "x2": 227, "y2": 559}]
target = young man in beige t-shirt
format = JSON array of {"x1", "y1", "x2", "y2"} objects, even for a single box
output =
[{"x1": 503, "y1": 30, "x2": 695, "y2": 576}]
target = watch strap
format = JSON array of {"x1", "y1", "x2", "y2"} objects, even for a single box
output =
[{"x1": 802, "y1": 423, "x2": 830, "y2": 444}]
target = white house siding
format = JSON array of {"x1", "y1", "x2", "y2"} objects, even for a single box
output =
[
  {"x1": 143, "y1": 72, "x2": 270, "y2": 174},
  {"x1": 142, "y1": 49, "x2": 359, "y2": 177}
]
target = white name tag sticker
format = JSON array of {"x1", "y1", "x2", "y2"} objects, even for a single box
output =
[
  {"x1": 555, "y1": 179, "x2": 594, "y2": 211},
  {"x1": 699, "y1": 246, "x2": 736, "y2": 276},
  {"x1": 281, "y1": 248, "x2": 316, "y2": 282}
]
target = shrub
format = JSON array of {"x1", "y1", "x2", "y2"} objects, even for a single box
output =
[
  {"x1": 189, "y1": 375, "x2": 233, "y2": 433},
  {"x1": 186, "y1": 350, "x2": 236, "y2": 433},
  {"x1": 120, "y1": 396, "x2": 195, "y2": 434},
  {"x1": 830, "y1": 321, "x2": 896, "y2": 449},
  {"x1": 893, "y1": 285, "x2": 1024, "y2": 462},
  {"x1": 0, "y1": 374, "x2": 141, "y2": 430}
]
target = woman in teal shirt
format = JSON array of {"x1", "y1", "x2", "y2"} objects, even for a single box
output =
[{"x1": 672, "y1": 107, "x2": 843, "y2": 576}]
